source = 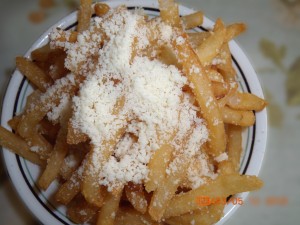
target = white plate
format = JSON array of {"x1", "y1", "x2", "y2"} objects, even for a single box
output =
[{"x1": 1, "y1": 0, "x2": 267, "y2": 224}]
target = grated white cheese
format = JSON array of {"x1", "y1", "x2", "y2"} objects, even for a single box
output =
[{"x1": 48, "y1": 7, "x2": 210, "y2": 191}]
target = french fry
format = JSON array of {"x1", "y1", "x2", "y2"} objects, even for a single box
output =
[
  {"x1": 55, "y1": 166, "x2": 82, "y2": 205},
  {"x1": 82, "y1": 126, "x2": 126, "y2": 207},
  {"x1": 39, "y1": 119, "x2": 60, "y2": 145},
  {"x1": 38, "y1": 107, "x2": 71, "y2": 190},
  {"x1": 149, "y1": 154, "x2": 189, "y2": 221},
  {"x1": 47, "y1": 50, "x2": 69, "y2": 80},
  {"x1": 94, "y1": 3, "x2": 110, "y2": 17},
  {"x1": 125, "y1": 183, "x2": 148, "y2": 214},
  {"x1": 227, "y1": 125, "x2": 243, "y2": 172},
  {"x1": 182, "y1": 11, "x2": 204, "y2": 30},
  {"x1": 67, "y1": 121, "x2": 88, "y2": 145},
  {"x1": 67, "y1": 194, "x2": 99, "y2": 224},
  {"x1": 115, "y1": 207, "x2": 163, "y2": 225},
  {"x1": 0, "y1": 126, "x2": 44, "y2": 166},
  {"x1": 158, "y1": 0, "x2": 180, "y2": 28},
  {"x1": 164, "y1": 174, "x2": 263, "y2": 218},
  {"x1": 225, "y1": 23, "x2": 247, "y2": 42},
  {"x1": 59, "y1": 143, "x2": 88, "y2": 180},
  {"x1": 17, "y1": 74, "x2": 83, "y2": 140},
  {"x1": 215, "y1": 43, "x2": 236, "y2": 81},
  {"x1": 206, "y1": 68, "x2": 225, "y2": 83},
  {"x1": 81, "y1": 151, "x2": 106, "y2": 208},
  {"x1": 195, "y1": 19, "x2": 226, "y2": 66},
  {"x1": 221, "y1": 106, "x2": 255, "y2": 127},
  {"x1": 212, "y1": 81, "x2": 229, "y2": 98},
  {"x1": 145, "y1": 144, "x2": 173, "y2": 192},
  {"x1": 16, "y1": 56, "x2": 53, "y2": 92},
  {"x1": 217, "y1": 81, "x2": 238, "y2": 107},
  {"x1": 188, "y1": 32, "x2": 210, "y2": 48},
  {"x1": 77, "y1": 0, "x2": 92, "y2": 33},
  {"x1": 157, "y1": 46, "x2": 181, "y2": 69},
  {"x1": 166, "y1": 205, "x2": 224, "y2": 225},
  {"x1": 96, "y1": 188, "x2": 123, "y2": 225},
  {"x1": 227, "y1": 92, "x2": 267, "y2": 111},
  {"x1": 218, "y1": 160, "x2": 235, "y2": 175},
  {"x1": 172, "y1": 30, "x2": 226, "y2": 156},
  {"x1": 31, "y1": 44, "x2": 51, "y2": 62},
  {"x1": 24, "y1": 89, "x2": 42, "y2": 112},
  {"x1": 7, "y1": 115, "x2": 22, "y2": 131},
  {"x1": 82, "y1": 96, "x2": 126, "y2": 206}
]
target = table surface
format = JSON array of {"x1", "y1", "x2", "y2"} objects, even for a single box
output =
[{"x1": 0, "y1": 0, "x2": 299, "y2": 224}]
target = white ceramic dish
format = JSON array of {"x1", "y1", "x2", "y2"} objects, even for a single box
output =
[{"x1": 1, "y1": 0, "x2": 267, "y2": 224}]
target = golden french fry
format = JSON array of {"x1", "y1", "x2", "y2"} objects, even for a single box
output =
[
  {"x1": 172, "y1": 31, "x2": 226, "y2": 156},
  {"x1": 188, "y1": 32, "x2": 210, "y2": 48},
  {"x1": 38, "y1": 130, "x2": 68, "y2": 189},
  {"x1": 39, "y1": 119, "x2": 60, "y2": 145},
  {"x1": 227, "y1": 92, "x2": 268, "y2": 111},
  {"x1": 67, "y1": 121, "x2": 88, "y2": 145},
  {"x1": 16, "y1": 56, "x2": 53, "y2": 92},
  {"x1": 221, "y1": 106, "x2": 255, "y2": 127},
  {"x1": 17, "y1": 114, "x2": 53, "y2": 160},
  {"x1": 67, "y1": 194, "x2": 99, "y2": 224},
  {"x1": 94, "y1": 3, "x2": 110, "y2": 17},
  {"x1": 182, "y1": 11, "x2": 204, "y2": 30},
  {"x1": 125, "y1": 183, "x2": 148, "y2": 214},
  {"x1": 55, "y1": 167, "x2": 82, "y2": 205},
  {"x1": 77, "y1": 0, "x2": 92, "y2": 33},
  {"x1": 217, "y1": 81, "x2": 238, "y2": 108},
  {"x1": 81, "y1": 153, "x2": 106, "y2": 208},
  {"x1": 47, "y1": 49, "x2": 69, "y2": 80},
  {"x1": 206, "y1": 68, "x2": 225, "y2": 83},
  {"x1": 166, "y1": 205, "x2": 224, "y2": 225},
  {"x1": 149, "y1": 155, "x2": 189, "y2": 221},
  {"x1": 164, "y1": 174, "x2": 263, "y2": 218},
  {"x1": 225, "y1": 23, "x2": 247, "y2": 42},
  {"x1": 216, "y1": 43, "x2": 236, "y2": 81},
  {"x1": 157, "y1": 46, "x2": 181, "y2": 68},
  {"x1": 24, "y1": 90, "x2": 42, "y2": 112},
  {"x1": 59, "y1": 143, "x2": 88, "y2": 180},
  {"x1": 195, "y1": 19, "x2": 226, "y2": 66},
  {"x1": 7, "y1": 115, "x2": 22, "y2": 131},
  {"x1": 218, "y1": 160, "x2": 235, "y2": 175},
  {"x1": 82, "y1": 96, "x2": 126, "y2": 206},
  {"x1": 11, "y1": 103, "x2": 53, "y2": 160},
  {"x1": 0, "y1": 126, "x2": 44, "y2": 166},
  {"x1": 96, "y1": 188, "x2": 123, "y2": 225},
  {"x1": 38, "y1": 108, "x2": 71, "y2": 190},
  {"x1": 145, "y1": 144, "x2": 173, "y2": 192},
  {"x1": 158, "y1": 0, "x2": 180, "y2": 27},
  {"x1": 115, "y1": 207, "x2": 163, "y2": 225},
  {"x1": 31, "y1": 44, "x2": 51, "y2": 62},
  {"x1": 82, "y1": 126, "x2": 126, "y2": 207},
  {"x1": 227, "y1": 125, "x2": 243, "y2": 172},
  {"x1": 212, "y1": 81, "x2": 229, "y2": 98}
]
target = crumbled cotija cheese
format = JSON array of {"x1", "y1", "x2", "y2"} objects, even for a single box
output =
[{"x1": 49, "y1": 7, "x2": 211, "y2": 190}]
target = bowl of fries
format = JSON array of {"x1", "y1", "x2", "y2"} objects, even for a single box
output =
[{"x1": 0, "y1": 0, "x2": 267, "y2": 224}]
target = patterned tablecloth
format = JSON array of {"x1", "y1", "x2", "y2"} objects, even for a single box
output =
[{"x1": 0, "y1": 0, "x2": 299, "y2": 224}]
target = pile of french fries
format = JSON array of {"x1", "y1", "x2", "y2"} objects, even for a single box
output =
[{"x1": 0, "y1": 0, "x2": 267, "y2": 224}]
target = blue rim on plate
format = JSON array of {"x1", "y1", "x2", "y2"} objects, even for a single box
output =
[{"x1": 1, "y1": 1, "x2": 267, "y2": 224}]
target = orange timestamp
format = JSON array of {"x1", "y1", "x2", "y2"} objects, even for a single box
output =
[{"x1": 195, "y1": 196, "x2": 244, "y2": 207}]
